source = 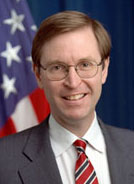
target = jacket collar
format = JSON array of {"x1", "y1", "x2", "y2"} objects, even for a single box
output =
[{"x1": 19, "y1": 117, "x2": 63, "y2": 184}]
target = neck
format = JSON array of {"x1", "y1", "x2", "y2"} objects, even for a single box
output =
[{"x1": 53, "y1": 113, "x2": 95, "y2": 137}]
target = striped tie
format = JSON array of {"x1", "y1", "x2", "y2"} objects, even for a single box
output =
[{"x1": 73, "y1": 139, "x2": 99, "y2": 184}]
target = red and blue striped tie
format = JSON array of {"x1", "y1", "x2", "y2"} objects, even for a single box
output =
[{"x1": 73, "y1": 139, "x2": 99, "y2": 184}]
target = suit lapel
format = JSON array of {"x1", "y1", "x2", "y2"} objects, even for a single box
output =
[
  {"x1": 99, "y1": 119, "x2": 134, "y2": 184},
  {"x1": 19, "y1": 118, "x2": 63, "y2": 184}
]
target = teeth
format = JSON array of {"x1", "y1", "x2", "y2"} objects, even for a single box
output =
[{"x1": 65, "y1": 94, "x2": 85, "y2": 100}]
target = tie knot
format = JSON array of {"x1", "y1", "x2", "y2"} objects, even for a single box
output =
[{"x1": 73, "y1": 139, "x2": 87, "y2": 154}]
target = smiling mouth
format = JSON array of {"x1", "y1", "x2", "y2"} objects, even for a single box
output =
[{"x1": 63, "y1": 93, "x2": 86, "y2": 101}]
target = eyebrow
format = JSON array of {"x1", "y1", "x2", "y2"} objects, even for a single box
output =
[
  {"x1": 43, "y1": 56, "x2": 97, "y2": 65},
  {"x1": 79, "y1": 57, "x2": 97, "y2": 62}
]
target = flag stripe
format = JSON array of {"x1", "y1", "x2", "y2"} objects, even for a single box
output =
[
  {"x1": 29, "y1": 88, "x2": 50, "y2": 123},
  {"x1": 0, "y1": 117, "x2": 16, "y2": 138},
  {"x1": 11, "y1": 95, "x2": 38, "y2": 132}
]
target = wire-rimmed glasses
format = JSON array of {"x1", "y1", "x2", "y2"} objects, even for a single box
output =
[{"x1": 39, "y1": 60, "x2": 103, "y2": 81}]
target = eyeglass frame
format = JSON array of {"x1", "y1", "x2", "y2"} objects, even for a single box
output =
[{"x1": 39, "y1": 59, "x2": 104, "y2": 81}]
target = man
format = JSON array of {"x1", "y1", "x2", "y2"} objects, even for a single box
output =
[{"x1": 0, "y1": 11, "x2": 134, "y2": 184}]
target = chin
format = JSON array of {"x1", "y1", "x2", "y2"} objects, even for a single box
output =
[{"x1": 63, "y1": 111, "x2": 90, "y2": 121}]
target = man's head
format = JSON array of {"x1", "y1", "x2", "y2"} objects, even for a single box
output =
[
  {"x1": 32, "y1": 11, "x2": 111, "y2": 69},
  {"x1": 32, "y1": 11, "x2": 111, "y2": 135}
]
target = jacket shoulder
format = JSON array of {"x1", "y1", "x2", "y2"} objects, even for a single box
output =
[
  {"x1": 99, "y1": 119, "x2": 134, "y2": 151},
  {"x1": 0, "y1": 118, "x2": 49, "y2": 157}
]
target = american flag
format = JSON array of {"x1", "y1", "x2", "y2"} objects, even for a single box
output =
[{"x1": 0, "y1": 0, "x2": 50, "y2": 137}]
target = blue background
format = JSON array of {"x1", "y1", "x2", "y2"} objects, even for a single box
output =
[{"x1": 27, "y1": 0, "x2": 134, "y2": 130}]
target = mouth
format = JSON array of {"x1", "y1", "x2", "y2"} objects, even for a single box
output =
[{"x1": 63, "y1": 93, "x2": 86, "y2": 101}]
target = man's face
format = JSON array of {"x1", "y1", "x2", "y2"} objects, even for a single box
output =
[{"x1": 35, "y1": 27, "x2": 109, "y2": 129}]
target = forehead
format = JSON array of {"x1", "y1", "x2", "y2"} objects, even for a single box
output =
[{"x1": 40, "y1": 27, "x2": 101, "y2": 64}]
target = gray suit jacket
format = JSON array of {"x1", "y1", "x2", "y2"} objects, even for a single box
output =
[{"x1": 0, "y1": 116, "x2": 134, "y2": 184}]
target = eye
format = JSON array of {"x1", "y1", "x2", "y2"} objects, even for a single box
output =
[
  {"x1": 82, "y1": 62, "x2": 90, "y2": 67},
  {"x1": 49, "y1": 63, "x2": 65, "y2": 72},
  {"x1": 78, "y1": 61, "x2": 94, "y2": 70}
]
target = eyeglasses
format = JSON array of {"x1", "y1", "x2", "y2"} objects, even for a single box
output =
[{"x1": 39, "y1": 60, "x2": 103, "y2": 81}]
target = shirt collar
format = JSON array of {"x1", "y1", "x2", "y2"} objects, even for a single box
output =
[
  {"x1": 83, "y1": 113, "x2": 105, "y2": 153},
  {"x1": 49, "y1": 113, "x2": 105, "y2": 157}
]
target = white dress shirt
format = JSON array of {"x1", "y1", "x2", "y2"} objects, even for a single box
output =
[{"x1": 49, "y1": 113, "x2": 111, "y2": 184}]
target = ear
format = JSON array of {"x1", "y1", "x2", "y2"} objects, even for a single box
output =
[
  {"x1": 102, "y1": 57, "x2": 110, "y2": 84},
  {"x1": 33, "y1": 64, "x2": 43, "y2": 88}
]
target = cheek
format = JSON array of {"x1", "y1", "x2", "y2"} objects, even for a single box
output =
[
  {"x1": 94, "y1": 80, "x2": 102, "y2": 95},
  {"x1": 43, "y1": 82, "x2": 53, "y2": 99},
  {"x1": 42, "y1": 80, "x2": 59, "y2": 103},
  {"x1": 89, "y1": 76, "x2": 103, "y2": 99}
]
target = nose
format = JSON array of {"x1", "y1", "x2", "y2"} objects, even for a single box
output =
[{"x1": 63, "y1": 67, "x2": 82, "y2": 88}]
